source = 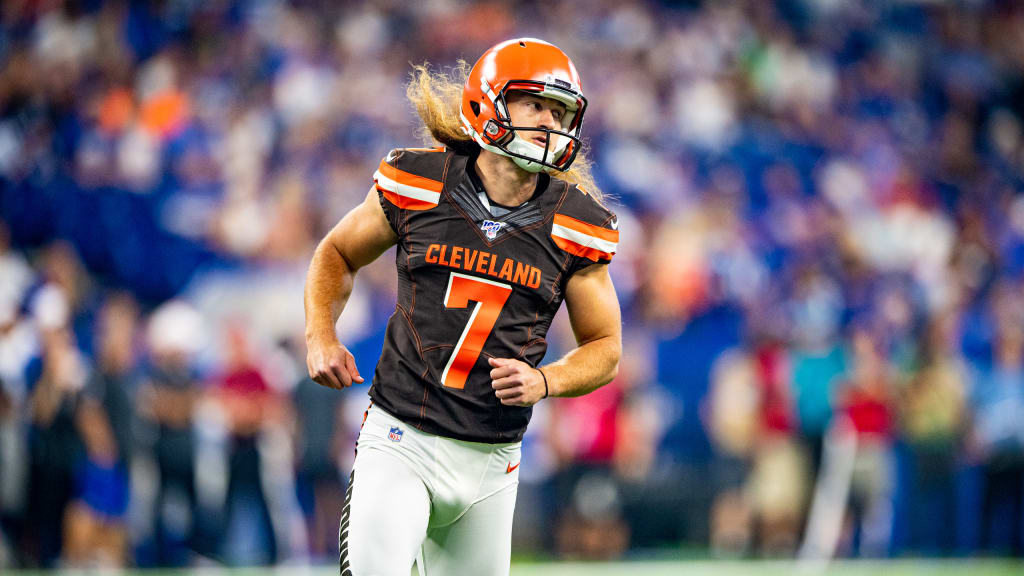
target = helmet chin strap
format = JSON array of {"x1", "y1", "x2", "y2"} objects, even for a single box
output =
[
  {"x1": 504, "y1": 132, "x2": 569, "y2": 173},
  {"x1": 511, "y1": 156, "x2": 546, "y2": 173},
  {"x1": 461, "y1": 110, "x2": 571, "y2": 173}
]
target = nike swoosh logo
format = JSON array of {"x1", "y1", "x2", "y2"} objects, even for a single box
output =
[{"x1": 506, "y1": 461, "x2": 520, "y2": 474}]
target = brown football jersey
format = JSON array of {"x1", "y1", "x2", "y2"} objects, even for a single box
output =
[{"x1": 369, "y1": 146, "x2": 618, "y2": 443}]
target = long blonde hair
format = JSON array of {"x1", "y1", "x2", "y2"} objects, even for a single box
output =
[{"x1": 406, "y1": 62, "x2": 604, "y2": 200}]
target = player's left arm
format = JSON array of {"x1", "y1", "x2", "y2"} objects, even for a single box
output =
[{"x1": 490, "y1": 262, "x2": 621, "y2": 407}]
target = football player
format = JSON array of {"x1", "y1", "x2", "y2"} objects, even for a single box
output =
[{"x1": 304, "y1": 38, "x2": 621, "y2": 575}]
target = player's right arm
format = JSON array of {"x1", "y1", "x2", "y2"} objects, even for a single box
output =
[{"x1": 304, "y1": 187, "x2": 398, "y2": 390}]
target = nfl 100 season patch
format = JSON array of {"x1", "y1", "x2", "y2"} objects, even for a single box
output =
[
  {"x1": 388, "y1": 426, "x2": 404, "y2": 442},
  {"x1": 481, "y1": 220, "x2": 505, "y2": 240}
]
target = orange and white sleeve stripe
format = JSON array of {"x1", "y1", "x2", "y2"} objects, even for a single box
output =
[
  {"x1": 374, "y1": 159, "x2": 442, "y2": 211},
  {"x1": 551, "y1": 213, "x2": 619, "y2": 262}
]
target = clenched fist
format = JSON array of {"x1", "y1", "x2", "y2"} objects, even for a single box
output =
[
  {"x1": 307, "y1": 338, "x2": 364, "y2": 390},
  {"x1": 489, "y1": 357, "x2": 547, "y2": 407}
]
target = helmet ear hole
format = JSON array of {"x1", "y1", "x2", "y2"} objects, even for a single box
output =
[{"x1": 470, "y1": 101, "x2": 480, "y2": 116}]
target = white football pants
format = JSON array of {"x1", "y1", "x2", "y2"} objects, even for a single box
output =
[{"x1": 340, "y1": 404, "x2": 521, "y2": 576}]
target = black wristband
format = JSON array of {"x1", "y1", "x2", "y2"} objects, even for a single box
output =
[{"x1": 539, "y1": 367, "x2": 549, "y2": 399}]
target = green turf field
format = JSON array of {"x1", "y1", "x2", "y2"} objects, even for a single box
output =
[{"x1": 6, "y1": 560, "x2": 1024, "y2": 576}]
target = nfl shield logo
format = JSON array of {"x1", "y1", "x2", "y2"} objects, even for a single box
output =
[
  {"x1": 481, "y1": 220, "x2": 504, "y2": 240},
  {"x1": 388, "y1": 426, "x2": 403, "y2": 442}
]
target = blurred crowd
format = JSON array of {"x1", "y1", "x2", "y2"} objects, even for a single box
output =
[{"x1": 2, "y1": 0, "x2": 1024, "y2": 568}]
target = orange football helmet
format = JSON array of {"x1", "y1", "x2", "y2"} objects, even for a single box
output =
[{"x1": 461, "y1": 38, "x2": 587, "y2": 172}]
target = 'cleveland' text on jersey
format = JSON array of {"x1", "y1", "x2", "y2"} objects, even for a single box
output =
[{"x1": 370, "y1": 147, "x2": 618, "y2": 443}]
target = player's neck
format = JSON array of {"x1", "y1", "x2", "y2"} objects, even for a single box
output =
[{"x1": 474, "y1": 149, "x2": 538, "y2": 207}]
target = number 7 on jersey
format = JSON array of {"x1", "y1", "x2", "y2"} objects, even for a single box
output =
[{"x1": 440, "y1": 272, "x2": 513, "y2": 389}]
